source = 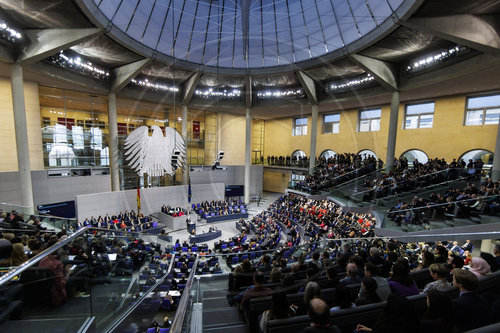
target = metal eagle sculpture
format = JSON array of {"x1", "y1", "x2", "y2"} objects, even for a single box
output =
[{"x1": 124, "y1": 125, "x2": 186, "y2": 177}]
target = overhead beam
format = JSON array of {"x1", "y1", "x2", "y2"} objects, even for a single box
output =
[
  {"x1": 27, "y1": 61, "x2": 109, "y2": 92},
  {"x1": 245, "y1": 76, "x2": 252, "y2": 109},
  {"x1": 182, "y1": 72, "x2": 201, "y2": 105},
  {"x1": 350, "y1": 54, "x2": 398, "y2": 91},
  {"x1": 19, "y1": 28, "x2": 104, "y2": 65},
  {"x1": 111, "y1": 58, "x2": 152, "y2": 93},
  {"x1": 296, "y1": 71, "x2": 318, "y2": 105},
  {"x1": 402, "y1": 15, "x2": 500, "y2": 55}
]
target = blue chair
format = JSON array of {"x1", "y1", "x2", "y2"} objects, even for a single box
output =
[
  {"x1": 192, "y1": 204, "x2": 195, "y2": 209},
  {"x1": 146, "y1": 328, "x2": 156, "y2": 333},
  {"x1": 139, "y1": 274, "x2": 149, "y2": 280},
  {"x1": 158, "y1": 284, "x2": 170, "y2": 291},
  {"x1": 250, "y1": 252, "x2": 256, "y2": 260},
  {"x1": 160, "y1": 298, "x2": 172, "y2": 310},
  {"x1": 159, "y1": 329, "x2": 170, "y2": 333},
  {"x1": 241, "y1": 254, "x2": 248, "y2": 260},
  {"x1": 188, "y1": 262, "x2": 194, "y2": 268},
  {"x1": 178, "y1": 284, "x2": 186, "y2": 290},
  {"x1": 182, "y1": 247, "x2": 188, "y2": 252},
  {"x1": 191, "y1": 246, "x2": 198, "y2": 252},
  {"x1": 231, "y1": 257, "x2": 238, "y2": 265},
  {"x1": 221, "y1": 244, "x2": 227, "y2": 250},
  {"x1": 228, "y1": 242, "x2": 234, "y2": 247}
]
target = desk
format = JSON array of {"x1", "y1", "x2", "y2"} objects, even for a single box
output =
[
  {"x1": 189, "y1": 230, "x2": 222, "y2": 244},
  {"x1": 204, "y1": 213, "x2": 249, "y2": 223},
  {"x1": 159, "y1": 290, "x2": 182, "y2": 297}
]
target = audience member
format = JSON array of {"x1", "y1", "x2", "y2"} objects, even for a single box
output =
[
  {"x1": 302, "y1": 298, "x2": 341, "y2": 333},
  {"x1": 423, "y1": 263, "x2": 451, "y2": 294},
  {"x1": 451, "y1": 268, "x2": 491, "y2": 331}
]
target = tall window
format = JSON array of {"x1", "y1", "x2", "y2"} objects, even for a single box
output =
[
  {"x1": 405, "y1": 102, "x2": 435, "y2": 129},
  {"x1": 359, "y1": 109, "x2": 381, "y2": 132},
  {"x1": 323, "y1": 114, "x2": 340, "y2": 134},
  {"x1": 465, "y1": 94, "x2": 500, "y2": 125},
  {"x1": 293, "y1": 117, "x2": 308, "y2": 136}
]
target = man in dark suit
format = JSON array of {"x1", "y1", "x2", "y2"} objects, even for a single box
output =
[
  {"x1": 451, "y1": 268, "x2": 490, "y2": 332},
  {"x1": 301, "y1": 298, "x2": 341, "y2": 333}
]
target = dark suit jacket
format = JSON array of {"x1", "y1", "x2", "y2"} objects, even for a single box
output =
[{"x1": 452, "y1": 292, "x2": 490, "y2": 332}]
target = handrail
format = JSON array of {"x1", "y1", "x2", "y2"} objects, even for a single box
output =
[
  {"x1": 354, "y1": 168, "x2": 465, "y2": 196},
  {"x1": 0, "y1": 228, "x2": 59, "y2": 234},
  {"x1": 387, "y1": 195, "x2": 496, "y2": 214},
  {"x1": 170, "y1": 255, "x2": 200, "y2": 332},
  {"x1": 107, "y1": 254, "x2": 177, "y2": 333},
  {"x1": 0, "y1": 226, "x2": 90, "y2": 287},
  {"x1": 330, "y1": 167, "x2": 385, "y2": 189}
]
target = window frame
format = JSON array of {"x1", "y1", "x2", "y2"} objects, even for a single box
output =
[
  {"x1": 292, "y1": 117, "x2": 308, "y2": 136},
  {"x1": 404, "y1": 101, "x2": 435, "y2": 129},
  {"x1": 464, "y1": 93, "x2": 500, "y2": 126},
  {"x1": 322, "y1": 113, "x2": 340, "y2": 134},
  {"x1": 358, "y1": 108, "x2": 381, "y2": 132}
]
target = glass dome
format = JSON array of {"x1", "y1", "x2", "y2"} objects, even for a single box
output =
[{"x1": 89, "y1": 0, "x2": 409, "y2": 70}]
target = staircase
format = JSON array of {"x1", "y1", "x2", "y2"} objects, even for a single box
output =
[{"x1": 199, "y1": 277, "x2": 251, "y2": 333}]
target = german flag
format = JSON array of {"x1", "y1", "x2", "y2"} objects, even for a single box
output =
[{"x1": 137, "y1": 187, "x2": 141, "y2": 213}]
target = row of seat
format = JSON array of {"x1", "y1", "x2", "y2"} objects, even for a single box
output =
[{"x1": 265, "y1": 270, "x2": 500, "y2": 333}]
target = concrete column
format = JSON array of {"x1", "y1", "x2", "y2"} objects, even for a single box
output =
[
  {"x1": 108, "y1": 93, "x2": 120, "y2": 191},
  {"x1": 244, "y1": 108, "x2": 252, "y2": 204},
  {"x1": 385, "y1": 91, "x2": 400, "y2": 172},
  {"x1": 492, "y1": 121, "x2": 500, "y2": 181},
  {"x1": 181, "y1": 105, "x2": 188, "y2": 185},
  {"x1": 11, "y1": 64, "x2": 34, "y2": 210},
  {"x1": 309, "y1": 104, "x2": 319, "y2": 174}
]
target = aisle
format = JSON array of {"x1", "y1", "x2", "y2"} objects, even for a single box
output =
[{"x1": 200, "y1": 277, "x2": 251, "y2": 333}]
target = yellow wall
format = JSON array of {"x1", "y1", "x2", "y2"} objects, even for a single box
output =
[
  {"x1": 395, "y1": 95, "x2": 496, "y2": 160},
  {"x1": 0, "y1": 78, "x2": 44, "y2": 172},
  {"x1": 263, "y1": 171, "x2": 290, "y2": 193},
  {"x1": 219, "y1": 113, "x2": 246, "y2": 165},
  {"x1": 262, "y1": 94, "x2": 497, "y2": 162}
]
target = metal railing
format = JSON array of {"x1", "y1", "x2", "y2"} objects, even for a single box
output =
[
  {"x1": 0, "y1": 226, "x2": 90, "y2": 287},
  {"x1": 352, "y1": 167, "x2": 466, "y2": 197},
  {"x1": 386, "y1": 195, "x2": 497, "y2": 214},
  {"x1": 170, "y1": 256, "x2": 200, "y2": 333}
]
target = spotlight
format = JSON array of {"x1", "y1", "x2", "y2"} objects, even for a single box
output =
[
  {"x1": 171, "y1": 150, "x2": 181, "y2": 170},
  {"x1": 212, "y1": 151, "x2": 225, "y2": 170}
]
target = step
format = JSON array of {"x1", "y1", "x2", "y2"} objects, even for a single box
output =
[
  {"x1": 470, "y1": 216, "x2": 482, "y2": 223},
  {"x1": 429, "y1": 221, "x2": 449, "y2": 230},
  {"x1": 203, "y1": 308, "x2": 246, "y2": 327},
  {"x1": 204, "y1": 324, "x2": 251, "y2": 333},
  {"x1": 203, "y1": 296, "x2": 231, "y2": 309}
]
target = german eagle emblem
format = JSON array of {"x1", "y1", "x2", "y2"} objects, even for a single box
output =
[{"x1": 124, "y1": 125, "x2": 186, "y2": 176}]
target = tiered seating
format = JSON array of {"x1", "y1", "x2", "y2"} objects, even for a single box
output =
[
  {"x1": 192, "y1": 200, "x2": 248, "y2": 221},
  {"x1": 292, "y1": 153, "x2": 380, "y2": 194}
]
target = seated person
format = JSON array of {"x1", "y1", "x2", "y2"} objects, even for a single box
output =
[
  {"x1": 303, "y1": 298, "x2": 341, "y2": 333},
  {"x1": 339, "y1": 263, "x2": 362, "y2": 285}
]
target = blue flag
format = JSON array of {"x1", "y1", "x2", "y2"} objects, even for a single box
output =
[{"x1": 188, "y1": 176, "x2": 192, "y2": 203}]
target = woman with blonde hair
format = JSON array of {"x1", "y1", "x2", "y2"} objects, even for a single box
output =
[{"x1": 0, "y1": 243, "x2": 28, "y2": 266}]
